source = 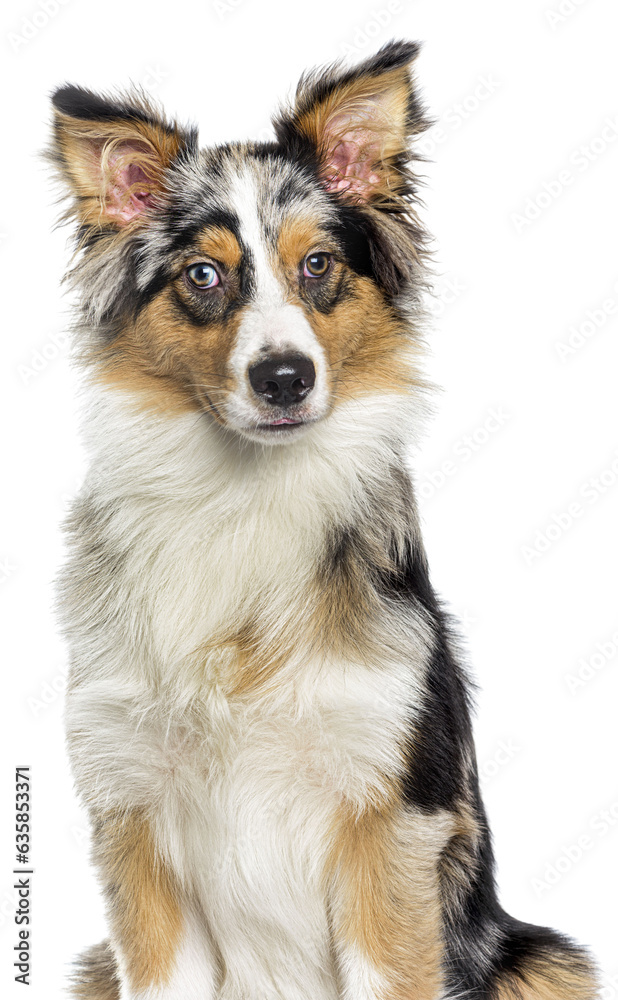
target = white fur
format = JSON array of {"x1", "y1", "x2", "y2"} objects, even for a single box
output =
[
  {"x1": 335, "y1": 945, "x2": 389, "y2": 1000},
  {"x1": 69, "y1": 383, "x2": 426, "y2": 682},
  {"x1": 64, "y1": 382, "x2": 431, "y2": 999},
  {"x1": 222, "y1": 165, "x2": 331, "y2": 440},
  {"x1": 229, "y1": 163, "x2": 290, "y2": 305},
  {"x1": 71, "y1": 653, "x2": 407, "y2": 998},
  {"x1": 226, "y1": 300, "x2": 330, "y2": 439}
]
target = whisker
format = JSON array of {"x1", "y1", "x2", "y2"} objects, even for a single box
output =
[{"x1": 189, "y1": 383, "x2": 230, "y2": 394}]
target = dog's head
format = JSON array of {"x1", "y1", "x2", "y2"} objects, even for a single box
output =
[{"x1": 50, "y1": 41, "x2": 430, "y2": 444}]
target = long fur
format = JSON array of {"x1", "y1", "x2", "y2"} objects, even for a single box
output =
[{"x1": 50, "y1": 41, "x2": 599, "y2": 1000}]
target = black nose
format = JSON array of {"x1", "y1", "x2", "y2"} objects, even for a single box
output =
[{"x1": 248, "y1": 354, "x2": 316, "y2": 406}]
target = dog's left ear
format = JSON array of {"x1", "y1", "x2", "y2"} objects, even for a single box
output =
[{"x1": 274, "y1": 40, "x2": 429, "y2": 208}]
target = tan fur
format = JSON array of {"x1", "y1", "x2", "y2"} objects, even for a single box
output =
[
  {"x1": 52, "y1": 52, "x2": 599, "y2": 1000},
  {"x1": 195, "y1": 225, "x2": 244, "y2": 271},
  {"x1": 210, "y1": 617, "x2": 289, "y2": 698},
  {"x1": 54, "y1": 98, "x2": 185, "y2": 229},
  {"x1": 437, "y1": 801, "x2": 483, "y2": 920},
  {"x1": 296, "y1": 66, "x2": 414, "y2": 208},
  {"x1": 276, "y1": 214, "x2": 336, "y2": 272},
  {"x1": 93, "y1": 285, "x2": 241, "y2": 417},
  {"x1": 311, "y1": 277, "x2": 419, "y2": 400},
  {"x1": 496, "y1": 957, "x2": 599, "y2": 1000},
  {"x1": 224, "y1": 528, "x2": 392, "y2": 696},
  {"x1": 92, "y1": 345, "x2": 202, "y2": 416},
  {"x1": 310, "y1": 525, "x2": 388, "y2": 665},
  {"x1": 90, "y1": 209, "x2": 419, "y2": 419},
  {"x1": 93, "y1": 811, "x2": 182, "y2": 994},
  {"x1": 276, "y1": 214, "x2": 423, "y2": 402},
  {"x1": 326, "y1": 801, "x2": 452, "y2": 999}
]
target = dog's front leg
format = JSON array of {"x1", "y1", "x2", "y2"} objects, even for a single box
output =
[
  {"x1": 92, "y1": 810, "x2": 218, "y2": 1000},
  {"x1": 327, "y1": 802, "x2": 446, "y2": 1000}
]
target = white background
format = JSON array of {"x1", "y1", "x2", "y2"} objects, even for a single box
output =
[{"x1": 1, "y1": 0, "x2": 617, "y2": 996}]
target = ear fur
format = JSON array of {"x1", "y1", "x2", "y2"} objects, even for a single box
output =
[
  {"x1": 273, "y1": 40, "x2": 431, "y2": 210},
  {"x1": 49, "y1": 85, "x2": 196, "y2": 231}
]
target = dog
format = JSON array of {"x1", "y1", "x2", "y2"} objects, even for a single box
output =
[{"x1": 50, "y1": 40, "x2": 598, "y2": 1000}]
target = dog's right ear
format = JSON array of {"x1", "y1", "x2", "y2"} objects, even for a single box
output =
[{"x1": 49, "y1": 85, "x2": 196, "y2": 231}]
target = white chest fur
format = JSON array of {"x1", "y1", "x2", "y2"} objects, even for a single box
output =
[
  {"x1": 67, "y1": 649, "x2": 418, "y2": 998},
  {"x1": 65, "y1": 388, "x2": 430, "y2": 997}
]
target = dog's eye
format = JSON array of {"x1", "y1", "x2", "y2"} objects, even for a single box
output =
[
  {"x1": 186, "y1": 263, "x2": 220, "y2": 289},
  {"x1": 303, "y1": 252, "x2": 331, "y2": 278}
]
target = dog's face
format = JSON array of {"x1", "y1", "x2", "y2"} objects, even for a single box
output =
[{"x1": 51, "y1": 42, "x2": 429, "y2": 444}]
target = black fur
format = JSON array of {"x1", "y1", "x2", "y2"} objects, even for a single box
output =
[
  {"x1": 273, "y1": 40, "x2": 427, "y2": 155},
  {"x1": 377, "y1": 515, "x2": 596, "y2": 996},
  {"x1": 273, "y1": 40, "x2": 432, "y2": 224},
  {"x1": 51, "y1": 47, "x2": 597, "y2": 999},
  {"x1": 52, "y1": 83, "x2": 182, "y2": 137},
  {"x1": 328, "y1": 207, "x2": 376, "y2": 283},
  {"x1": 327, "y1": 204, "x2": 422, "y2": 297},
  {"x1": 377, "y1": 536, "x2": 474, "y2": 812},
  {"x1": 164, "y1": 205, "x2": 242, "y2": 254}
]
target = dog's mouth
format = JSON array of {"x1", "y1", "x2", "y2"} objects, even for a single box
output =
[
  {"x1": 209, "y1": 378, "x2": 328, "y2": 443},
  {"x1": 259, "y1": 418, "x2": 305, "y2": 431},
  {"x1": 240, "y1": 409, "x2": 320, "y2": 443},
  {"x1": 195, "y1": 389, "x2": 314, "y2": 436}
]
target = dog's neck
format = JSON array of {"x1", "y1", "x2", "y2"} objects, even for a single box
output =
[
  {"x1": 65, "y1": 382, "x2": 428, "y2": 693},
  {"x1": 80, "y1": 382, "x2": 425, "y2": 514}
]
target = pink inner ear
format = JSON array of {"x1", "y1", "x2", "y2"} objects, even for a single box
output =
[
  {"x1": 105, "y1": 147, "x2": 156, "y2": 224},
  {"x1": 320, "y1": 117, "x2": 382, "y2": 200}
]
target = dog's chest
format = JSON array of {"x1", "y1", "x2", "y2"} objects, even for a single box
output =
[
  {"x1": 143, "y1": 660, "x2": 413, "y2": 994},
  {"x1": 156, "y1": 653, "x2": 412, "y2": 853}
]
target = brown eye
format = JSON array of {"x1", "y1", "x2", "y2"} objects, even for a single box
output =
[
  {"x1": 303, "y1": 252, "x2": 331, "y2": 278},
  {"x1": 186, "y1": 263, "x2": 220, "y2": 289}
]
